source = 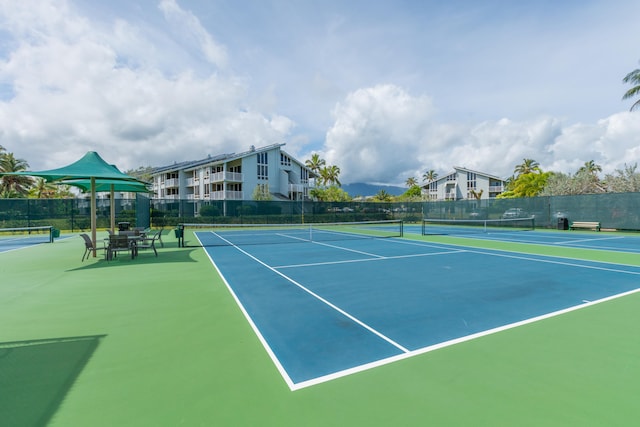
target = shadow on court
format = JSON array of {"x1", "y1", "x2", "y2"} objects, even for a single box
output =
[
  {"x1": 66, "y1": 247, "x2": 201, "y2": 271},
  {"x1": 0, "y1": 335, "x2": 105, "y2": 427}
]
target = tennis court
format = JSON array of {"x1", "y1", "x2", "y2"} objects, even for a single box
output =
[
  {"x1": 411, "y1": 218, "x2": 640, "y2": 253},
  {"x1": 0, "y1": 226, "x2": 55, "y2": 253},
  {"x1": 2, "y1": 222, "x2": 640, "y2": 426},
  {"x1": 194, "y1": 222, "x2": 640, "y2": 390}
]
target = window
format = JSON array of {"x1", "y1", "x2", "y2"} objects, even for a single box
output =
[
  {"x1": 467, "y1": 172, "x2": 476, "y2": 189},
  {"x1": 257, "y1": 152, "x2": 268, "y2": 180},
  {"x1": 281, "y1": 153, "x2": 291, "y2": 166}
]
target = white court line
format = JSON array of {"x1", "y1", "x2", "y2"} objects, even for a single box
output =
[
  {"x1": 464, "y1": 247, "x2": 640, "y2": 275},
  {"x1": 312, "y1": 240, "x2": 386, "y2": 258},
  {"x1": 210, "y1": 232, "x2": 411, "y2": 354},
  {"x1": 199, "y1": 231, "x2": 640, "y2": 391},
  {"x1": 274, "y1": 250, "x2": 466, "y2": 269},
  {"x1": 292, "y1": 286, "x2": 640, "y2": 390},
  {"x1": 554, "y1": 236, "x2": 625, "y2": 245}
]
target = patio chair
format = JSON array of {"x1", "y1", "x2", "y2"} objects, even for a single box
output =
[
  {"x1": 136, "y1": 231, "x2": 160, "y2": 257},
  {"x1": 80, "y1": 233, "x2": 105, "y2": 261},
  {"x1": 107, "y1": 234, "x2": 133, "y2": 260},
  {"x1": 156, "y1": 228, "x2": 164, "y2": 248}
]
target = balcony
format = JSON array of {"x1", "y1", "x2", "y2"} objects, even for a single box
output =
[
  {"x1": 211, "y1": 172, "x2": 243, "y2": 182},
  {"x1": 289, "y1": 183, "x2": 305, "y2": 193},
  {"x1": 163, "y1": 178, "x2": 179, "y2": 188},
  {"x1": 210, "y1": 190, "x2": 243, "y2": 200},
  {"x1": 489, "y1": 185, "x2": 503, "y2": 192}
]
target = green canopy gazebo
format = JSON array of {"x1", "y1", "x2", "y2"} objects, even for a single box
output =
[
  {"x1": 63, "y1": 178, "x2": 153, "y2": 237},
  {"x1": 1, "y1": 151, "x2": 145, "y2": 257}
]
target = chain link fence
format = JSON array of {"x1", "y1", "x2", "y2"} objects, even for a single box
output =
[{"x1": 2, "y1": 193, "x2": 640, "y2": 231}]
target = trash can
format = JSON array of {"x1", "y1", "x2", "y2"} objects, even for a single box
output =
[
  {"x1": 174, "y1": 228, "x2": 183, "y2": 238},
  {"x1": 52, "y1": 228, "x2": 60, "y2": 238},
  {"x1": 557, "y1": 217, "x2": 568, "y2": 230},
  {"x1": 118, "y1": 222, "x2": 130, "y2": 231}
]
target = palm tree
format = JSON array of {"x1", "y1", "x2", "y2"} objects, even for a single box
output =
[
  {"x1": 469, "y1": 188, "x2": 483, "y2": 201},
  {"x1": 28, "y1": 178, "x2": 58, "y2": 198},
  {"x1": 422, "y1": 169, "x2": 438, "y2": 183},
  {"x1": 578, "y1": 160, "x2": 602, "y2": 176},
  {"x1": 305, "y1": 153, "x2": 325, "y2": 182},
  {"x1": 0, "y1": 152, "x2": 32, "y2": 196},
  {"x1": 320, "y1": 165, "x2": 341, "y2": 186},
  {"x1": 373, "y1": 189, "x2": 392, "y2": 202},
  {"x1": 405, "y1": 177, "x2": 418, "y2": 187},
  {"x1": 623, "y1": 64, "x2": 640, "y2": 111},
  {"x1": 514, "y1": 159, "x2": 540, "y2": 177}
]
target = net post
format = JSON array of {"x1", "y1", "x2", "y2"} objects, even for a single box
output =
[
  {"x1": 177, "y1": 223, "x2": 184, "y2": 247},
  {"x1": 400, "y1": 220, "x2": 404, "y2": 237}
]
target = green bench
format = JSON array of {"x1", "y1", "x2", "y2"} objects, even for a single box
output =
[{"x1": 569, "y1": 221, "x2": 601, "y2": 231}]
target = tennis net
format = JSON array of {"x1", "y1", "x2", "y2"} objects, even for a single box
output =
[
  {"x1": 0, "y1": 226, "x2": 54, "y2": 247},
  {"x1": 421, "y1": 217, "x2": 535, "y2": 235},
  {"x1": 178, "y1": 220, "x2": 404, "y2": 247}
]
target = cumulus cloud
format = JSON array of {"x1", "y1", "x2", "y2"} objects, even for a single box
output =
[
  {"x1": 0, "y1": 0, "x2": 290, "y2": 170},
  {"x1": 324, "y1": 84, "x2": 434, "y2": 184},
  {"x1": 158, "y1": 0, "x2": 227, "y2": 68},
  {"x1": 322, "y1": 85, "x2": 640, "y2": 185},
  {"x1": 1, "y1": 0, "x2": 640, "y2": 187}
]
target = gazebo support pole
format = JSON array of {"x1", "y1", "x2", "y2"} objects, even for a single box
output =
[
  {"x1": 110, "y1": 184, "x2": 115, "y2": 235},
  {"x1": 91, "y1": 177, "x2": 97, "y2": 257}
]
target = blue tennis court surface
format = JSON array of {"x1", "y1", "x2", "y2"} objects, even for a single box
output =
[
  {"x1": 200, "y1": 231, "x2": 640, "y2": 390},
  {"x1": 405, "y1": 224, "x2": 640, "y2": 253},
  {"x1": 0, "y1": 232, "x2": 52, "y2": 253}
]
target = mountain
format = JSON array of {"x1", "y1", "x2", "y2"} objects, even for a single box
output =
[{"x1": 342, "y1": 182, "x2": 406, "y2": 197}]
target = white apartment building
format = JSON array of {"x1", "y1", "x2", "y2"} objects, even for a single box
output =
[
  {"x1": 151, "y1": 144, "x2": 314, "y2": 201},
  {"x1": 423, "y1": 166, "x2": 506, "y2": 201}
]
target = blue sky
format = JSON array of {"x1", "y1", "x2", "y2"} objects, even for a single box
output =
[{"x1": 1, "y1": 0, "x2": 639, "y2": 184}]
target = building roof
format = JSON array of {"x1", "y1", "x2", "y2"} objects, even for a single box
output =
[
  {"x1": 151, "y1": 143, "x2": 287, "y2": 174},
  {"x1": 421, "y1": 166, "x2": 506, "y2": 187},
  {"x1": 452, "y1": 166, "x2": 506, "y2": 182}
]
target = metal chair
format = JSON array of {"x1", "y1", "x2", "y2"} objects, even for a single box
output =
[
  {"x1": 107, "y1": 234, "x2": 134, "y2": 260},
  {"x1": 136, "y1": 231, "x2": 160, "y2": 257},
  {"x1": 80, "y1": 233, "x2": 105, "y2": 261}
]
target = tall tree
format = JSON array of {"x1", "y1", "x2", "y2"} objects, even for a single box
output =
[
  {"x1": 513, "y1": 159, "x2": 540, "y2": 177},
  {"x1": 498, "y1": 171, "x2": 551, "y2": 198},
  {"x1": 372, "y1": 189, "x2": 392, "y2": 202},
  {"x1": 305, "y1": 153, "x2": 325, "y2": 175},
  {"x1": 405, "y1": 177, "x2": 418, "y2": 187},
  {"x1": 422, "y1": 169, "x2": 438, "y2": 182},
  {"x1": 28, "y1": 178, "x2": 58, "y2": 198},
  {"x1": 578, "y1": 160, "x2": 602, "y2": 176},
  {"x1": 0, "y1": 152, "x2": 32, "y2": 197},
  {"x1": 622, "y1": 64, "x2": 640, "y2": 111},
  {"x1": 320, "y1": 165, "x2": 341, "y2": 186}
]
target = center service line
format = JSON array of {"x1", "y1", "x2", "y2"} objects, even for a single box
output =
[{"x1": 214, "y1": 233, "x2": 411, "y2": 354}]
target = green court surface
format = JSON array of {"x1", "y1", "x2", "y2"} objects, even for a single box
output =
[{"x1": 1, "y1": 229, "x2": 639, "y2": 426}]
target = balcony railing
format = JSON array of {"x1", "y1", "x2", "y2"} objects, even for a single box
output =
[
  {"x1": 162, "y1": 178, "x2": 179, "y2": 188},
  {"x1": 289, "y1": 184, "x2": 305, "y2": 193},
  {"x1": 210, "y1": 190, "x2": 243, "y2": 200},
  {"x1": 210, "y1": 172, "x2": 243, "y2": 182},
  {"x1": 489, "y1": 185, "x2": 503, "y2": 192}
]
